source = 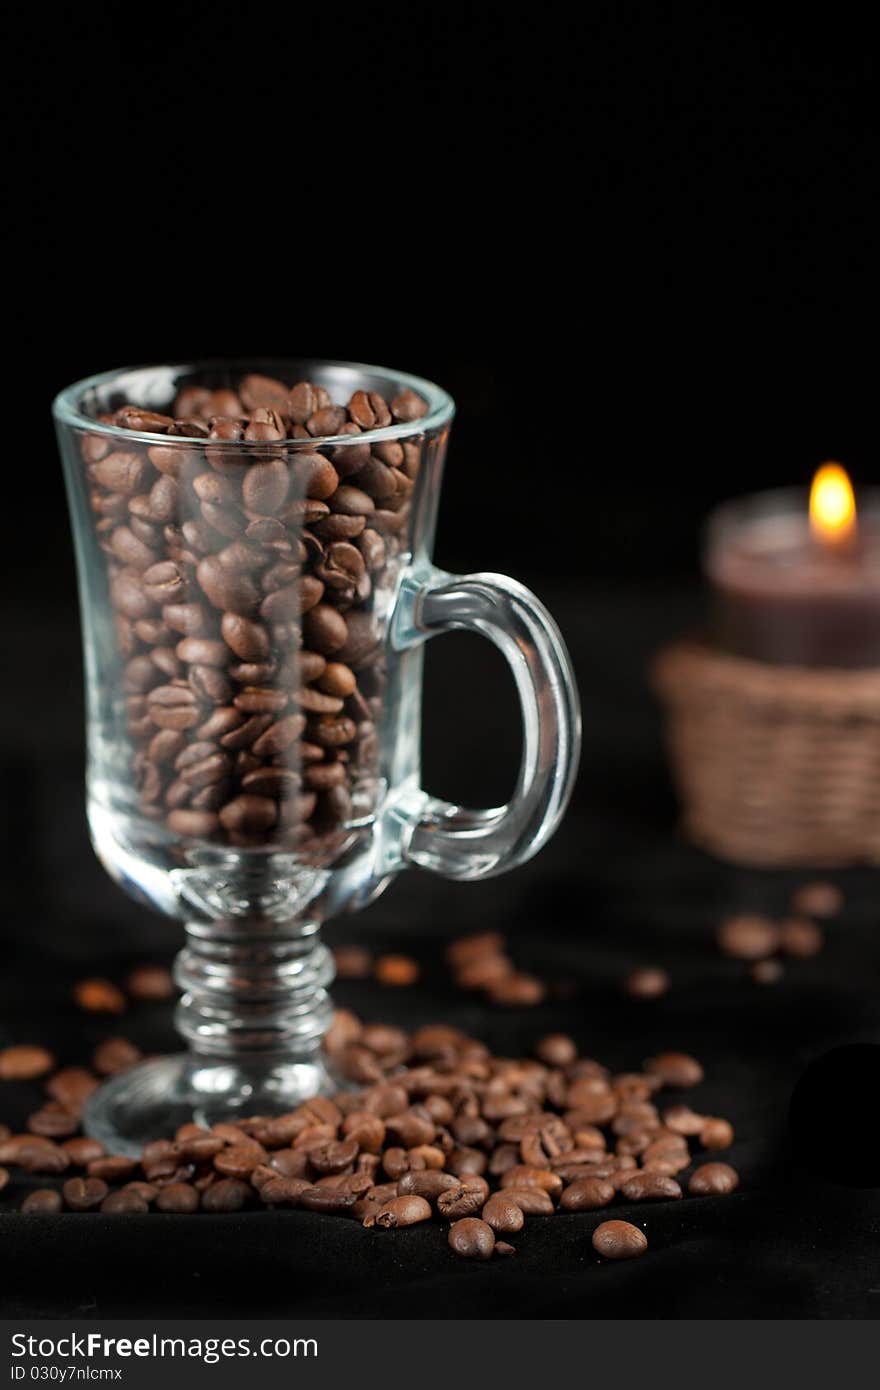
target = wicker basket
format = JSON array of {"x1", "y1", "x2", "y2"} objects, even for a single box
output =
[{"x1": 652, "y1": 640, "x2": 880, "y2": 867}]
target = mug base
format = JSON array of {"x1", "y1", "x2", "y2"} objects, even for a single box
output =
[{"x1": 83, "y1": 1052, "x2": 339, "y2": 1157}]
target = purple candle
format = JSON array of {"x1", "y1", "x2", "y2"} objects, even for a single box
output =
[{"x1": 706, "y1": 466, "x2": 880, "y2": 669}]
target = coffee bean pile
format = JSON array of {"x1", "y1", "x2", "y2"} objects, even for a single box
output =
[
  {"x1": 0, "y1": 1019, "x2": 739, "y2": 1262},
  {"x1": 719, "y1": 880, "x2": 839, "y2": 984},
  {"x1": 82, "y1": 372, "x2": 429, "y2": 850}
]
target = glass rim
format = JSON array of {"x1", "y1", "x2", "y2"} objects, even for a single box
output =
[{"x1": 52, "y1": 357, "x2": 456, "y2": 449}]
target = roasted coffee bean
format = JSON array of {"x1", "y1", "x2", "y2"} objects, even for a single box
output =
[
  {"x1": 592, "y1": 1219, "x2": 648, "y2": 1260},
  {"x1": 63, "y1": 1176, "x2": 109, "y2": 1211},
  {"x1": 662, "y1": 1105, "x2": 707, "y2": 1137},
  {"x1": 46, "y1": 1068, "x2": 98, "y2": 1108},
  {"x1": 22, "y1": 1188, "x2": 64, "y2": 1213},
  {"x1": 126, "y1": 964, "x2": 174, "y2": 1000},
  {"x1": 689, "y1": 1162, "x2": 739, "y2": 1195},
  {"x1": 481, "y1": 1192, "x2": 525, "y2": 1233},
  {"x1": 0, "y1": 1045, "x2": 55, "y2": 1080},
  {"x1": 27, "y1": 1104, "x2": 79, "y2": 1138},
  {"x1": 644, "y1": 1052, "x2": 704, "y2": 1088},
  {"x1": 791, "y1": 881, "x2": 842, "y2": 917},
  {"x1": 700, "y1": 1117, "x2": 735, "y2": 1150},
  {"x1": 333, "y1": 945, "x2": 373, "y2": 980},
  {"x1": 5, "y1": 1139, "x2": 70, "y2": 1174},
  {"x1": 298, "y1": 1186, "x2": 356, "y2": 1213},
  {"x1": 88, "y1": 1155, "x2": 137, "y2": 1181},
  {"x1": 156, "y1": 1182, "x2": 200, "y2": 1213},
  {"x1": 74, "y1": 978, "x2": 126, "y2": 1014},
  {"x1": 619, "y1": 1172, "x2": 682, "y2": 1202},
  {"x1": 535, "y1": 1034, "x2": 578, "y2": 1067},
  {"x1": 219, "y1": 795, "x2": 277, "y2": 834},
  {"x1": 303, "y1": 604, "x2": 348, "y2": 654},
  {"x1": 92, "y1": 1037, "x2": 141, "y2": 1076},
  {"x1": 717, "y1": 915, "x2": 781, "y2": 961},
  {"x1": 559, "y1": 1176, "x2": 616, "y2": 1211},
  {"x1": 623, "y1": 967, "x2": 671, "y2": 999},
  {"x1": 448, "y1": 1217, "x2": 495, "y2": 1260},
  {"x1": 436, "y1": 1181, "x2": 488, "y2": 1219},
  {"x1": 778, "y1": 917, "x2": 824, "y2": 958},
  {"x1": 167, "y1": 809, "x2": 221, "y2": 837},
  {"x1": 202, "y1": 1178, "x2": 251, "y2": 1212},
  {"x1": 371, "y1": 1194, "x2": 432, "y2": 1228},
  {"x1": 751, "y1": 958, "x2": 784, "y2": 985},
  {"x1": 62, "y1": 1137, "x2": 105, "y2": 1165},
  {"x1": 374, "y1": 954, "x2": 420, "y2": 986},
  {"x1": 101, "y1": 1190, "x2": 149, "y2": 1214}
]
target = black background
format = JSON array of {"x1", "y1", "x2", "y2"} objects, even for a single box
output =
[{"x1": 1, "y1": 3, "x2": 877, "y2": 1320}]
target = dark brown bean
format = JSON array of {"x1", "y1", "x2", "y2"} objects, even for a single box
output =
[
  {"x1": 717, "y1": 915, "x2": 781, "y2": 961},
  {"x1": 101, "y1": 1189, "x2": 149, "y2": 1214},
  {"x1": 448, "y1": 1217, "x2": 495, "y2": 1260},
  {"x1": 559, "y1": 1177, "x2": 615, "y2": 1211},
  {"x1": 22, "y1": 1188, "x2": 64, "y2": 1213},
  {"x1": 791, "y1": 881, "x2": 843, "y2": 917},
  {"x1": 482, "y1": 1192, "x2": 525, "y2": 1233},
  {"x1": 689, "y1": 1162, "x2": 740, "y2": 1195},
  {"x1": 0, "y1": 1045, "x2": 55, "y2": 1080},
  {"x1": 778, "y1": 917, "x2": 824, "y2": 958},
  {"x1": 371, "y1": 1194, "x2": 432, "y2": 1228},
  {"x1": 201, "y1": 1178, "x2": 251, "y2": 1212},
  {"x1": 619, "y1": 1172, "x2": 683, "y2": 1202},
  {"x1": 63, "y1": 1176, "x2": 109, "y2": 1211},
  {"x1": 592, "y1": 1220, "x2": 648, "y2": 1260},
  {"x1": 156, "y1": 1182, "x2": 200, "y2": 1213},
  {"x1": 644, "y1": 1052, "x2": 704, "y2": 1088}
]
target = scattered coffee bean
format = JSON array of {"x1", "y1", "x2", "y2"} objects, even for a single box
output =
[
  {"x1": 375, "y1": 954, "x2": 420, "y2": 987},
  {"x1": 101, "y1": 1189, "x2": 149, "y2": 1213},
  {"x1": 481, "y1": 1192, "x2": 526, "y2": 1233},
  {"x1": 448, "y1": 1217, "x2": 496, "y2": 1260},
  {"x1": 535, "y1": 1034, "x2": 578, "y2": 1067},
  {"x1": 126, "y1": 965, "x2": 175, "y2": 1000},
  {"x1": 644, "y1": 1052, "x2": 704, "y2": 1088},
  {"x1": 717, "y1": 916, "x2": 781, "y2": 961},
  {"x1": 623, "y1": 967, "x2": 670, "y2": 999},
  {"x1": 22, "y1": 1188, "x2": 64, "y2": 1213},
  {"x1": 791, "y1": 882, "x2": 843, "y2": 918},
  {"x1": 699, "y1": 1118, "x2": 734, "y2": 1150},
  {"x1": 619, "y1": 1172, "x2": 682, "y2": 1202},
  {"x1": 494, "y1": 1241, "x2": 517, "y2": 1257},
  {"x1": 62, "y1": 1176, "x2": 109, "y2": 1211},
  {"x1": 372, "y1": 1194, "x2": 432, "y2": 1228},
  {"x1": 689, "y1": 1162, "x2": 739, "y2": 1195},
  {"x1": 0, "y1": 1046, "x2": 55, "y2": 1081},
  {"x1": 751, "y1": 959, "x2": 784, "y2": 985},
  {"x1": 74, "y1": 978, "x2": 127, "y2": 1014},
  {"x1": 592, "y1": 1219, "x2": 648, "y2": 1260},
  {"x1": 778, "y1": 918, "x2": 824, "y2": 959},
  {"x1": 559, "y1": 1177, "x2": 615, "y2": 1211},
  {"x1": 332, "y1": 945, "x2": 373, "y2": 979},
  {"x1": 93, "y1": 1037, "x2": 141, "y2": 1076},
  {"x1": 156, "y1": 1182, "x2": 200, "y2": 1213}
]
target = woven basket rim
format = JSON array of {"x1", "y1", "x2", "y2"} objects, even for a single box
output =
[{"x1": 652, "y1": 639, "x2": 880, "y2": 716}]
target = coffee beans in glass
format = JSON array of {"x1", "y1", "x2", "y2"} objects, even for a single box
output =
[{"x1": 54, "y1": 360, "x2": 581, "y2": 1152}]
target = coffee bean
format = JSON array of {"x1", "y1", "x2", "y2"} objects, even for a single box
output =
[
  {"x1": 333, "y1": 945, "x2": 373, "y2": 980},
  {"x1": 487, "y1": 974, "x2": 546, "y2": 1006},
  {"x1": 126, "y1": 964, "x2": 174, "y2": 1000},
  {"x1": 791, "y1": 881, "x2": 842, "y2": 917},
  {"x1": 167, "y1": 809, "x2": 220, "y2": 837},
  {"x1": 662, "y1": 1105, "x2": 707, "y2": 1137},
  {"x1": 559, "y1": 1177, "x2": 615, "y2": 1211},
  {"x1": 623, "y1": 967, "x2": 671, "y2": 999},
  {"x1": 2, "y1": 1138, "x2": 70, "y2": 1174},
  {"x1": 535, "y1": 1034, "x2": 578, "y2": 1067},
  {"x1": 92, "y1": 1037, "x2": 141, "y2": 1076},
  {"x1": 63, "y1": 1176, "x2": 109, "y2": 1211},
  {"x1": 448, "y1": 1217, "x2": 495, "y2": 1259},
  {"x1": 437, "y1": 1182, "x2": 488, "y2": 1220},
  {"x1": 644, "y1": 1052, "x2": 704, "y2": 1088},
  {"x1": 700, "y1": 1118, "x2": 734, "y2": 1150},
  {"x1": 62, "y1": 1137, "x2": 105, "y2": 1165},
  {"x1": 481, "y1": 1192, "x2": 525, "y2": 1233},
  {"x1": 27, "y1": 1104, "x2": 79, "y2": 1138},
  {"x1": 592, "y1": 1219, "x2": 648, "y2": 1260},
  {"x1": 202, "y1": 1178, "x2": 251, "y2": 1212},
  {"x1": 375, "y1": 954, "x2": 420, "y2": 987},
  {"x1": 88, "y1": 1155, "x2": 137, "y2": 1181},
  {"x1": 689, "y1": 1162, "x2": 739, "y2": 1195},
  {"x1": 22, "y1": 1188, "x2": 64, "y2": 1213},
  {"x1": 74, "y1": 978, "x2": 126, "y2": 1014},
  {"x1": 778, "y1": 918, "x2": 824, "y2": 958},
  {"x1": 101, "y1": 1190, "x2": 149, "y2": 1213},
  {"x1": 619, "y1": 1172, "x2": 682, "y2": 1202},
  {"x1": 371, "y1": 1194, "x2": 432, "y2": 1228},
  {"x1": 46, "y1": 1068, "x2": 98, "y2": 1107},
  {"x1": 751, "y1": 958, "x2": 784, "y2": 985},
  {"x1": 0, "y1": 1045, "x2": 55, "y2": 1080},
  {"x1": 219, "y1": 795, "x2": 277, "y2": 834},
  {"x1": 156, "y1": 1182, "x2": 200, "y2": 1213},
  {"x1": 717, "y1": 915, "x2": 781, "y2": 961}
]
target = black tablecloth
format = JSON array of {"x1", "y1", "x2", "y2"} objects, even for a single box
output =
[{"x1": 2, "y1": 585, "x2": 879, "y2": 1318}]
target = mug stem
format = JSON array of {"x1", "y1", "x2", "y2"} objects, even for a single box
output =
[{"x1": 175, "y1": 918, "x2": 335, "y2": 1060}]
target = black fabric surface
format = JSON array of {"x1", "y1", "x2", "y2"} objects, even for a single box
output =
[{"x1": 2, "y1": 586, "x2": 880, "y2": 1319}]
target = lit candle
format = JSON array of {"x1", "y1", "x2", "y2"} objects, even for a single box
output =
[{"x1": 706, "y1": 465, "x2": 880, "y2": 668}]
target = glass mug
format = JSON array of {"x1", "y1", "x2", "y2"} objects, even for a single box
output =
[{"x1": 54, "y1": 360, "x2": 581, "y2": 1152}]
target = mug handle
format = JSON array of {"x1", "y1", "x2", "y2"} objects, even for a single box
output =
[{"x1": 389, "y1": 568, "x2": 581, "y2": 879}]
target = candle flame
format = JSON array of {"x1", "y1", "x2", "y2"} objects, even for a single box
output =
[{"x1": 810, "y1": 463, "x2": 856, "y2": 545}]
